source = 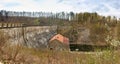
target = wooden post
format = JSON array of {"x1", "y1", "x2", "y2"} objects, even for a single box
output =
[
  {"x1": 11, "y1": 23, "x2": 12, "y2": 27},
  {"x1": 8, "y1": 23, "x2": 11, "y2": 27},
  {"x1": 13, "y1": 24, "x2": 15, "y2": 27},
  {"x1": 2, "y1": 23, "x2": 4, "y2": 27},
  {"x1": 3, "y1": 23, "x2": 5, "y2": 27},
  {"x1": 0, "y1": 23, "x2": 1, "y2": 28},
  {"x1": 6, "y1": 23, "x2": 8, "y2": 27}
]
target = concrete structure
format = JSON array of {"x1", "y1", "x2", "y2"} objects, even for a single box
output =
[{"x1": 0, "y1": 26, "x2": 57, "y2": 49}]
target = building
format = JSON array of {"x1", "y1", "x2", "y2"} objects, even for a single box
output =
[{"x1": 49, "y1": 34, "x2": 69, "y2": 51}]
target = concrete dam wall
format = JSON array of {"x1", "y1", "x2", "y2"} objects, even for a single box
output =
[{"x1": 0, "y1": 26, "x2": 57, "y2": 49}]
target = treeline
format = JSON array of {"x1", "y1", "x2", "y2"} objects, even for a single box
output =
[
  {"x1": 76, "y1": 12, "x2": 120, "y2": 24},
  {"x1": 0, "y1": 10, "x2": 76, "y2": 22},
  {"x1": 0, "y1": 10, "x2": 120, "y2": 26}
]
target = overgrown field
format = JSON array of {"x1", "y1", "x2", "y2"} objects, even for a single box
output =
[
  {"x1": 0, "y1": 45, "x2": 120, "y2": 64},
  {"x1": 0, "y1": 25, "x2": 120, "y2": 64}
]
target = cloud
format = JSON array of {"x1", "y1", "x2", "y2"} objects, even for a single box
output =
[
  {"x1": 95, "y1": 1, "x2": 120, "y2": 18},
  {"x1": 0, "y1": 0, "x2": 73, "y2": 12},
  {"x1": 0, "y1": 0, "x2": 39, "y2": 11},
  {"x1": 4, "y1": 3, "x2": 20, "y2": 7},
  {"x1": 59, "y1": 0, "x2": 120, "y2": 18},
  {"x1": 0, "y1": 0, "x2": 119, "y2": 18}
]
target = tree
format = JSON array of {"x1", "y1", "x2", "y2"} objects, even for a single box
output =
[
  {"x1": 69, "y1": 11, "x2": 74, "y2": 21},
  {"x1": 5, "y1": 11, "x2": 8, "y2": 20},
  {"x1": 34, "y1": 19, "x2": 40, "y2": 25},
  {"x1": 78, "y1": 13, "x2": 84, "y2": 23},
  {"x1": 83, "y1": 12, "x2": 91, "y2": 23},
  {"x1": 61, "y1": 12, "x2": 65, "y2": 19},
  {"x1": 0, "y1": 10, "x2": 5, "y2": 21},
  {"x1": 0, "y1": 11, "x2": 2, "y2": 21},
  {"x1": 107, "y1": 16, "x2": 111, "y2": 22},
  {"x1": 113, "y1": 16, "x2": 117, "y2": 23}
]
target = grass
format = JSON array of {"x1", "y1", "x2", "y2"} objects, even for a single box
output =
[{"x1": 0, "y1": 45, "x2": 120, "y2": 64}]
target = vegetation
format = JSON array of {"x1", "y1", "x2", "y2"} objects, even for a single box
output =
[
  {"x1": 0, "y1": 45, "x2": 120, "y2": 64},
  {"x1": 0, "y1": 10, "x2": 120, "y2": 63}
]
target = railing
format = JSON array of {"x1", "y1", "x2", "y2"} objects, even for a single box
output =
[
  {"x1": 0, "y1": 22, "x2": 23, "y2": 29},
  {"x1": 0, "y1": 22, "x2": 58, "y2": 29}
]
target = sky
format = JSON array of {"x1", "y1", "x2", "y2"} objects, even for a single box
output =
[{"x1": 0, "y1": 0, "x2": 120, "y2": 18}]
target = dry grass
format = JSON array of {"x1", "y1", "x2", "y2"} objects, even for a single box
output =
[{"x1": 0, "y1": 46, "x2": 120, "y2": 64}]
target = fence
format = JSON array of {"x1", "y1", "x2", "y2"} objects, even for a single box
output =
[{"x1": 0, "y1": 10, "x2": 76, "y2": 21}]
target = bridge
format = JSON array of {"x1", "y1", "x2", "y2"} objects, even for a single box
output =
[{"x1": 0, "y1": 23, "x2": 57, "y2": 49}]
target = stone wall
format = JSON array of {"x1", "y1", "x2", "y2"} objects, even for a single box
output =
[{"x1": 0, "y1": 26, "x2": 57, "y2": 49}]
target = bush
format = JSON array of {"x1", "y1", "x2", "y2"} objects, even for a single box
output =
[
  {"x1": 0, "y1": 30, "x2": 9, "y2": 50},
  {"x1": 90, "y1": 24, "x2": 108, "y2": 43}
]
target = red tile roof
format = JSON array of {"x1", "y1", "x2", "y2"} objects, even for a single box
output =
[{"x1": 50, "y1": 34, "x2": 69, "y2": 45}]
